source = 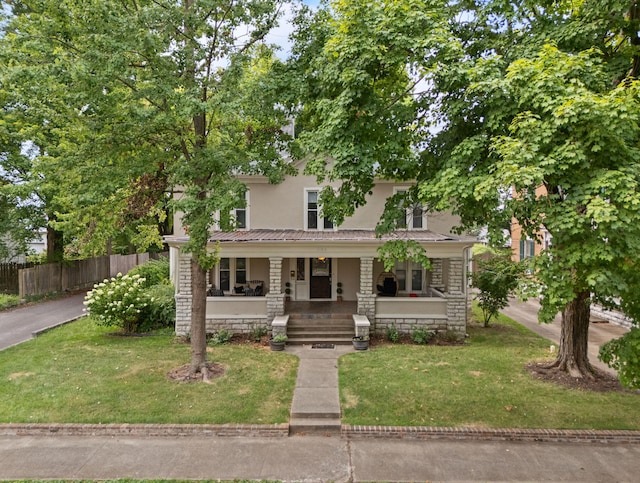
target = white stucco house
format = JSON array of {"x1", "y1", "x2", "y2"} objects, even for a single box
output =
[{"x1": 165, "y1": 159, "x2": 475, "y2": 342}]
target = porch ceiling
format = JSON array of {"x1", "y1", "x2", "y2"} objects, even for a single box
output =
[{"x1": 166, "y1": 229, "x2": 475, "y2": 258}]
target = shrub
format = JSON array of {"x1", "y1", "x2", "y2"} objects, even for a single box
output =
[
  {"x1": 471, "y1": 250, "x2": 525, "y2": 327},
  {"x1": 249, "y1": 324, "x2": 268, "y2": 342},
  {"x1": 128, "y1": 257, "x2": 170, "y2": 288},
  {"x1": 208, "y1": 328, "x2": 232, "y2": 346},
  {"x1": 0, "y1": 294, "x2": 21, "y2": 310},
  {"x1": 411, "y1": 326, "x2": 433, "y2": 345},
  {"x1": 138, "y1": 284, "x2": 175, "y2": 332},
  {"x1": 385, "y1": 323, "x2": 399, "y2": 342},
  {"x1": 84, "y1": 273, "x2": 149, "y2": 333}
]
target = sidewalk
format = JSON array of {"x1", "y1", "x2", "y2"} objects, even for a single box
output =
[
  {"x1": 0, "y1": 292, "x2": 86, "y2": 351},
  {"x1": 1, "y1": 431, "x2": 640, "y2": 482}
]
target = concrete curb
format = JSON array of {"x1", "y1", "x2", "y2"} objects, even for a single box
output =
[
  {"x1": 2, "y1": 423, "x2": 640, "y2": 443},
  {"x1": 0, "y1": 423, "x2": 290, "y2": 438},
  {"x1": 342, "y1": 425, "x2": 640, "y2": 444},
  {"x1": 31, "y1": 315, "x2": 84, "y2": 338}
]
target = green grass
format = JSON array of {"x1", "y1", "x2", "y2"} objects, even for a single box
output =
[
  {"x1": 0, "y1": 318, "x2": 297, "y2": 424},
  {"x1": 339, "y1": 310, "x2": 640, "y2": 430},
  {"x1": 0, "y1": 294, "x2": 21, "y2": 310},
  {"x1": 2, "y1": 309, "x2": 639, "y2": 430}
]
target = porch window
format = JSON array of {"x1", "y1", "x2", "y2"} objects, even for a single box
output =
[
  {"x1": 217, "y1": 257, "x2": 247, "y2": 292},
  {"x1": 306, "y1": 189, "x2": 333, "y2": 230},
  {"x1": 395, "y1": 260, "x2": 424, "y2": 293}
]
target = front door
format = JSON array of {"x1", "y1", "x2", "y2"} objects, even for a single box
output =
[{"x1": 310, "y1": 257, "x2": 331, "y2": 298}]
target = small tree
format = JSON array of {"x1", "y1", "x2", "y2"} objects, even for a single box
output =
[{"x1": 471, "y1": 249, "x2": 524, "y2": 327}]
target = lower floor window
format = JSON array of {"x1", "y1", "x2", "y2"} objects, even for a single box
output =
[
  {"x1": 217, "y1": 258, "x2": 247, "y2": 291},
  {"x1": 395, "y1": 261, "x2": 424, "y2": 293}
]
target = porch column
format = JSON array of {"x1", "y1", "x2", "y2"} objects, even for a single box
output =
[
  {"x1": 357, "y1": 257, "x2": 376, "y2": 319},
  {"x1": 267, "y1": 257, "x2": 284, "y2": 322},
  {"x1": 447, "y1": 257, "x2": 464, "y2": 294},
  {"x1": 174, "y1": 251, "x2": 192, "y2": 336},
  {"x1": 445, "y1": 257, "x2": 466, "y2": 339},
  {"x1": 431, "y1": 258, "x2": 444, "y2": 291}
]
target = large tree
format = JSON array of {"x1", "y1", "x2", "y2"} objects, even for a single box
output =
[
  {"x1": 2, "y1": 0, "x2": 296, "y2": 375},
  {"x1": 291, "y1": 0, "x2": 640, "y2": 385}
]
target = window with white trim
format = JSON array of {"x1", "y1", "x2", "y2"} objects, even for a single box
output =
[
  {"x1": 218, "y1": 257, "x2": 247, "y2": 291},
  {"x1": 395, "y1": 260, "x2": 424, "y2": 293},
  {"x1": 395, "y1": 188, "x2": 426, "y2": 230},
  {"x1": 218, "y1": 191, "x2": 249, "y2": 230},
  {"x1": 305, "y1": 189, "x2": 333, "y2": 230}
]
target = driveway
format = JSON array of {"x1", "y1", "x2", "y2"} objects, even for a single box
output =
[
  {"x1": 0, "y1": 292, "x2": 86, "y2": 351},
  {"x1": 501, "y1": 298, "x2": 629, "y2": 376}
]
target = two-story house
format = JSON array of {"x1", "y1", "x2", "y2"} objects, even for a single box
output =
[{"x1": 165, "y1": 159, "x2": 475, "y2": 342}]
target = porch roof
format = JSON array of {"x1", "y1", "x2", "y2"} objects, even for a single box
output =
[
  {"x1": 165, "y1": 229, "x2": 475, "y2": 258},
  {"x1": 204, "y1": 229, "x2": 468, "y2": 243}
]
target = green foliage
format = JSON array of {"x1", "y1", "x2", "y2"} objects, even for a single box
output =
[
  {"x1": 599, "y1": 328, "x2": 640, "y2": 389},
  {"x1": 249, "y1": 324, "x2": 268, "y2": 342},
  {"x1": 208, "y1": 328, "x2": 233, "y2": 346},
  {"x1": 290, "y1": 0, "x2": 640, "y2": 378},
  {"x1": 128, "y1": 257, "x2": 171, "y2": 288},
  {"x1": 0, "y1": 294, "x2": 21, "y2": 310},
  {"x1": 411, "y1": 326, "x2": 433, "y2": 345},
  {"x1": 385, "y1": 324, "x2": 399, "y2": 343},
  {"x1": 471, "y1": 252, "x2": 525, "y2": 327},
  {"x1": 84, "y1": 273, "x2": 149, "y2": 333},
  {"x1": 271, "y1": 334, "x2": 288, "y2": 343},
  {"x1": 138, "y1": 284, "x2": 176, "y2": 332}
]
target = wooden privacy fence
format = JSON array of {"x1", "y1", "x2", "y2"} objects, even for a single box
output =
[
  {"x1": 0, "y1": 262, "x2": 34, "y2": 294},
  {"x1": 16, "y1": 252, "x2": 167, "y2": 298}
]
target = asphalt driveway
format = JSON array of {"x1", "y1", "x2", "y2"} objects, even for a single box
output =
[{"x1": 0, "y1": 292, "x2": 86, "y2": 351}]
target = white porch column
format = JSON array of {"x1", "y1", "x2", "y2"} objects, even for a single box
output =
[
  {"x1": 267, "y1": 257, "x2": 284, "y2": 322},
  {"x1": 357, "y1": 257, "x2": 376, "y2": 320}
]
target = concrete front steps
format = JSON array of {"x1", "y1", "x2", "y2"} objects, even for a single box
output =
[{"x1": 286, "y1": 315, "x2": 355, "y2": 346}]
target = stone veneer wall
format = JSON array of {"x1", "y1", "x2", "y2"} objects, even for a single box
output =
[
  {"x1": 175, "y1": 253, "x2": 192, "y2": 337},
  {"x1": 205, "y1": 317, "x2": 268, "y2": 334}
]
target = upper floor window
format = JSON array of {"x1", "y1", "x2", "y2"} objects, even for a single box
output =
[
  {"x1": 395, "y1": 188, "x2": 426, "y2": 230},
  {"x1": 519, "y1": 239, "x2": 536, "y2": 260},
  {"x1": 219, "y1": 191, "x2": 249, "y2": 230},
  {"x1": 306, "y1": 189, "x2": 333, "y2": 230}
]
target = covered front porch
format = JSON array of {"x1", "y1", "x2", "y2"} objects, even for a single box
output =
[{"x1": 167, "y1": 229, "x2": 473, "y2": 340}]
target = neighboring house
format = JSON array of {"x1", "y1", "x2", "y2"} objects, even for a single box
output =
[
  {"x1": 0, "y1": 229, "x2": 47, "y2": 264},
  {"x1": 166, "y1": 160, "x2": 476, "y2": 340}
]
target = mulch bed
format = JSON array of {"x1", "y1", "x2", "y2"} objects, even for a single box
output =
[{"x1": 526, "y1": 361, "x2": 638, "y2": 394}]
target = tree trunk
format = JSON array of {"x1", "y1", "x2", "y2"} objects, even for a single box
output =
[
  {"x1": 46, "y1": 224, "x2": 64, "y2": 263},
  {"x1": 189, "y1": 258, "x2": 208, "y2": 375},
  {"x1": 548, "y1": 290, "x2": 595, "y2": 378}
]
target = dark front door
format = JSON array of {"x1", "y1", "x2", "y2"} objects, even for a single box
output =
[{"x1": 310, "y1": 257, "x2": 331, "y2": 298}]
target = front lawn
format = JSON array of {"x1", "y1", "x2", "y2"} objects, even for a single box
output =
[
  {"x1": 339, "y1": 311, "x2": 640, "y2": 430},
  {"x1": 0, "y1": 318, "x2": 297, "y2": 424}
]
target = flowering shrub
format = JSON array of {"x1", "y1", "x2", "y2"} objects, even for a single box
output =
[{"x1": 84, "y1": 273, "x2": 150, "y2": 333}]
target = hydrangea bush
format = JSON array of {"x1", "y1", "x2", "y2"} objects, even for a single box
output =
[{"x1": 84, "y1": 273, "x2": 150, "y2": 333}]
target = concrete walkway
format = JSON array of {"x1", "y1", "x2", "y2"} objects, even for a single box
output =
[
  {"x1": 0, "y1": 292, "x2": 86, "y2": 351},
  {"x1": 288, "y1": 344, "x2": 354, "y2": 434},
  {"x1": 501, "y1": 298, "x2": 629, "y2": 376}
]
